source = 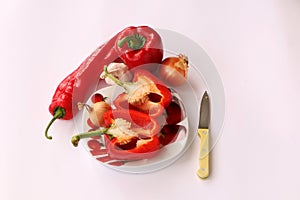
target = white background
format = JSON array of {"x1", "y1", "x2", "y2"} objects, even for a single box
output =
[{"x1": 1, "y1": 0, "x2": 300, "y2": 199}]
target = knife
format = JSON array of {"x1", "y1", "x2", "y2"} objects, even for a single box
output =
[{"x1": 197, "y1": 91, "x2": 210, "y2": 179}]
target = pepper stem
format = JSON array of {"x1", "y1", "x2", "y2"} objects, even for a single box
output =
[
  {"x1": 45, "y1": 107, "x2": 66, "y2": 140},
  {"x1": 118, "y1": 33, "x2": 146, "y2": 50},
  {"x1": 71, "y1": 128, "x2": 109, "y2": 147},
  {"x1": 104, "y1": 65, "x2": 142, "y2": 95},
  {"x1": 104, "y1": 65, "x2": 125, "y2": 87}
]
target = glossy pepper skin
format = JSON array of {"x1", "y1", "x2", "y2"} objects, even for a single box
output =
[
  {"x1": 106, "y1": 68, "x2": 172, "y2": 118},
  {"x1": 116, "y1": 26, "x2": 163, "y2": 70},
  {"x1": 103, "y1": 109, "x2": 161, "y2": 160},
  {"x1": 45, "y1": 34, "x2": 120, "y2": 139}
]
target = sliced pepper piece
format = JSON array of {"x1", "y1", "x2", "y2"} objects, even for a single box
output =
[
  {"x1": 71, "y1": 109, "x2": 161, "y2": 161},
  {"x1": 103, "y1": 109, "x2": 160, "y2": 138},
  {"x1": 159, "y1": 124, "x2": 186, "y2": 146},
  {"x1": 104, "y1": 66, "x2": 172, "y2": 118},
  {"x1": 104, "y1": 134, "x2": 160, "y2": 160}
]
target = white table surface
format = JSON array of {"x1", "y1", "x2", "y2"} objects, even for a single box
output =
[{"x1": 1, "y1": 0, "x2": 300, "y2": 199}]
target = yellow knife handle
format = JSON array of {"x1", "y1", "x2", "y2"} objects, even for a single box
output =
[{"x1": 197, "y1": 128, "x2": 210, "y2": 179}]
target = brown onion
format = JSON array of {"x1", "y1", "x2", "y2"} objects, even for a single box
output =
[
  {"x1": 158, "y1": 54, "x2": 189, "y2": 86},
  {"x1": 78, "y1": 101, "x2": 111, "y2": 127}
]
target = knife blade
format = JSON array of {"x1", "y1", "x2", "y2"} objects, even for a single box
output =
[{"x1": 197, "y1": 91, "x2": 210, "y2": 179}]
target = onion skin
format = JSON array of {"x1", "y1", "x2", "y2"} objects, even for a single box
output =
[
  {"x1": 89, "y1": 102, "x2": 112, "y2": 127},
  {"x1": 158, "y1": 54, "x2": 189, "y2": 86},
  {"x1": 78, "y1": 101, "x2": 112, "y2": 127}
]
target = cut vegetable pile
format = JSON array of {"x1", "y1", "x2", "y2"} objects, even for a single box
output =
[{"x1": 45, "y1": 25, "x2": 189, "y2": 161}]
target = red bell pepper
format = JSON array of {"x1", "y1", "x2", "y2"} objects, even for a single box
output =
[
  {"x1": 71, "y1": 109, "x2": 161, "y2": 160},
  {"x1": 104, "y1": 66, "x2": 172, "y2": 118},
  {"x1": 116, "y1": 26, "x2": 163, "y2": 70}
]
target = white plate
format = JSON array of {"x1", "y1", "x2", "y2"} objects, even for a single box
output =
[
  {"x1": 80, "y1": 85, "x2": 190, "y2": 173},
  {"x1": 72, "y1": 28, "x2": 225, "y2": 173}
]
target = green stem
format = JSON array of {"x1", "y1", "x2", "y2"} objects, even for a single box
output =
[
  {"x1": 117, "y1": 33, "x2": 146, "y2": 50},
  {"x1": 103, "y1": 65, "x2": 141, "y2": 96},
  {"x1": 45, "y1": 107, "x2": 65, "y2": 140},
  {"x1": 104, "y1": 65, "x2": 125, "y2": 87},
  {"x1": 71, "y1": 128, "x2": 109, "y2": 147}
]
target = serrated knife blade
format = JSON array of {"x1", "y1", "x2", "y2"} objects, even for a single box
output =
[{"x1": 197, "y1": 91, "x2": 210, "y2": 179}]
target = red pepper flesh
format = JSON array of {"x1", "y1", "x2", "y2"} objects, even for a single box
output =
[
  {"x1": 159, "y1": 124, "x2": 186, "y2": 146},
  {"x1": 109, "y1": 68, "x2": 172, "y2": 118},
  {"x1": 104, "y1": 134, "x2": 160, "y2": 161},
  {"x1": 103, "y1": 109, "x2": 161, "y2": 160},
  {"x1": 165, "y1": 101, "x2": 184, "y2": 125},
  {"x1": 103, "y1": 109, "x2": 160, "y2": 136}
]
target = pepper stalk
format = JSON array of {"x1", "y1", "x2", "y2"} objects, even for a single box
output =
[
  {"x1": 117, "y1": 33, "x2": 146, "y2": 50},
  {"x1": 45, "y1": 107, "x2": 66, "y2": 140},
  {"x1": 71, "y1": 128, "x2": 109, "y2": 147},
  {"x1": 103, "y1": 65, "x2": 140, "y2": 91}
]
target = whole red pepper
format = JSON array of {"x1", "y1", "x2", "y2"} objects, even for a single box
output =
[
  {"x1": 71, "y1": 109, "x2": 161, "y2": 160},
  {"x1": 45, "y1": 39, "x2": 118, "y2": 139},
  {"x1": 45, "y1": 25, "x2": 162, "y2": 140},
  {"x1": 116, "y1": 26, "x2": 163, "y2": 70},
  {"x1": 104, "y1": 66, "x2": 172, "y2": 118}
]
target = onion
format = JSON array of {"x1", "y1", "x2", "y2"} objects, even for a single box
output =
[
  {"x1": 158, "y1": 54, "x2": 189, "y2": 86},
  {"x1": 78, "y1": 101, "x2": 111, "y2": 127}
]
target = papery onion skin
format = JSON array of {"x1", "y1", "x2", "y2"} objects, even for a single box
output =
[
  {"x1": 78, "y1": 101, "x2": 112, "y2": 128},
  {"x1": 90, "y1": 102, "x2": 112, "y2": 127},
  {"x1": 158, "y1": 54, "x2": 189, "y2": 86}
]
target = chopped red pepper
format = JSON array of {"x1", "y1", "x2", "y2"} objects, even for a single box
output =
[
  {"x1": 116, "y1": 26, "x2": 163, "y2": 70},
  {"x1": 159, "y1": 124, "x2": 186, "y2": 146},
  {"x1": 104, "y1": 66, "x2": 172, "y2": 118},
  {"x1": 103, "y1": 109, "x2": 160, "y2": 137},
  {"x1": 104, "y1": 134, "x2": 160, "y2": 160},
  {"x1": 165, "y1": 101, "x2": 184, "y2": 125},
  {"x1": 71, "y1": 109, "x2": 161, "y2": 161}
]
